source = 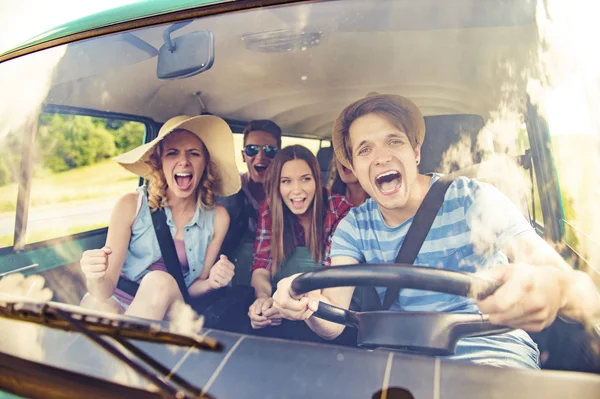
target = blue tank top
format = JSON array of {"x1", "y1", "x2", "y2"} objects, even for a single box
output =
[{"x1": 121, "y1": 187, "x2": 215, "y2": 287}]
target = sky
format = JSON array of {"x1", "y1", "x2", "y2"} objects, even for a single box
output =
[{"x1": 0, "y1": 0, "x2": 139, "y2": 54}]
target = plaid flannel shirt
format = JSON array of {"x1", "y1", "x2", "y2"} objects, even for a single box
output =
[{"x1": 251, "y1": 190, "x2": 352, "y2": 272}]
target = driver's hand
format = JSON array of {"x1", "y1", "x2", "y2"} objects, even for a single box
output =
[
  {"x1": 272, "y1": 274, "x2": 320, "y2": 321},
  {"x1": 248, "y1": 297, "x2": 282, "y2": 329},
  {"x1": 476, "y1": 264, "x2": 569, "y2": 332}
]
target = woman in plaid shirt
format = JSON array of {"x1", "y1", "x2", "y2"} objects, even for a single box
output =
[{"x1": 248, "y1": 145, "x2": 352, "y2": 332}]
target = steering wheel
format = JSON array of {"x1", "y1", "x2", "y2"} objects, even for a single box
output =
[{"x1": 291, "y1": 264, "x2": 512, "y2": 356}]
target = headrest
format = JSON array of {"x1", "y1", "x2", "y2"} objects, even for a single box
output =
[
  {"x1": 316, "y1": 146, "x2": 333, "y2": 172},
  {"x1": 419, "y1": 114, "x2": 485, "y2": 174}
]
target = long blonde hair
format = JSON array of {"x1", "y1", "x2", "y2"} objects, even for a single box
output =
[
  {"x1": 264, "y1": 145, "x2": 324, "y2": 273},
  {"x1": 145, "y1": 131, "x2": 218, "y2": 211}
]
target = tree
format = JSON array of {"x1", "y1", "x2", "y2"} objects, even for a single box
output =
[
  {"x1": 37, "y1": 114, "x2": 116, "y2": 173},
  {"x1": 111, "y1": 121, "x2": 145, "y2": 153},
  {"x1": 0, "y1": 157, "x2": 10, "y2": 186},
  {"x1": 0, "y1": 131, "x2": 21, "y2": 186},
  {"x1": 34, "y1": 113, "x2": 144, "y2": 174}
]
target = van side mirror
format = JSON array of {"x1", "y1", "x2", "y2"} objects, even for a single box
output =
[{"x1": 157, "y1": 22, "x2": 214, "y2": 79}]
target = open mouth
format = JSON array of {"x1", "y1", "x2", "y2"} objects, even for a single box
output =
[
  {"x1": 290, "y1": 197, "x2": 307, "y2": 210},
  {"x1": 375, "y1": 170, "x2": 402, "y2": 194},
  {"x1": 340, "y1": 165, "x2": 352, "y2": 175},
  {"x1": 174, "y1": 172, "x2": 193, "y2": 190},
  {"x1": 254, "y1": 163, "x2": 268, "y2": 175}
]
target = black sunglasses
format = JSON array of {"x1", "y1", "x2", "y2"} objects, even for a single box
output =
[{"x1": 244, "y1": 144, "x2": 278, "y2": 158}]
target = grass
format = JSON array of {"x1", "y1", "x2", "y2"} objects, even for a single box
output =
[{"x1": 0, "y1": 160, "x2": 138, "y2": 214}]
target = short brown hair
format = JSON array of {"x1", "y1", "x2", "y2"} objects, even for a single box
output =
[
  {"x1": 242, "y1": 120, "x2": 282, "y2": 148},
  {"x1": 332, "y1": 94, "x2": 425, "y2": 169}
]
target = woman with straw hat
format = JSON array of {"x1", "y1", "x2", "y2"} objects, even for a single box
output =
[{"x1": 79, "y1": 115, "x2": 241, "y2": 321}]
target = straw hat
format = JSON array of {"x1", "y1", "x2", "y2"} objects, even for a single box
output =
[
  {"x1": 332, "y1": 93, "x2": 425, "y2": 169},
  {"x1": 113, "y1": 115, "x2": 241, "y2": 197}
]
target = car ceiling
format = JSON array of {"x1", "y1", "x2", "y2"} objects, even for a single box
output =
[{"x1": 43, "y1": 0, "x2": 539, "y2": 138}]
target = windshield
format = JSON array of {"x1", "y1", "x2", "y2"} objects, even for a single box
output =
[{"x1": 0, "y1": 0, "x2": 599, "y2": 396}]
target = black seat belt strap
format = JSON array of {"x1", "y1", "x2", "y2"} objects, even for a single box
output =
[
  {"x1": 382, "y1": 175, "x2": 455, "y2": 310},
  {"x1": 151, "y1": 208, "x2": 191, "y2": 303}
]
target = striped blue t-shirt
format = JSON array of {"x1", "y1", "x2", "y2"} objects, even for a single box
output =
[{"x1": 330, "y1": 173, "x2": 540, "y2": 368}]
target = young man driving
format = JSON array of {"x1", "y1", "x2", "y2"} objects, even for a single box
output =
[{"x1": 272, "y1": 94, "x2": 600, "y2": 368}]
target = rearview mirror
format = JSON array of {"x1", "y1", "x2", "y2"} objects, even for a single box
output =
[{"x1": 157, "y1": 24, "x2": 214, "y2": 79}]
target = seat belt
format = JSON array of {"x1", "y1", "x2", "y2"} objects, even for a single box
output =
[
  {"x1": 116, "y1": 203, "x2": 191, "y2": 303},
  {"x1": 382, "y1": 174, "x2": 455, "y2": 310},
  {"x1": 151, "y1": 208, "x2": 191, "y2": 303}
]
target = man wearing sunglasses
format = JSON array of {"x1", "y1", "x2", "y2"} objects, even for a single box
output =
[
  {"x1": 240, "y1": 120, "x2": 282, "y2": 233},
  {"x1": 218, "y1": 120, "x2": 282, "y2": 259}
]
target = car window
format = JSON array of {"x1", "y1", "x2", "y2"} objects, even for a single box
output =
[
  {"x1": 281, "y1": 137, "x2": 322, "y2": 154},
  {"x1": 492, "y1": 119, "x2": 544, "y2": 229},
  {"x1": 433, "y1": 114, "x2": 544, "y2": 230},
  {"x1": 515, "y1": 122, "x2": 544, "y2": 229},
  {"x1": 233, "y1": 134, "x2": 322, "y2": 174},
  {"x1": 23, "y1": 113, "x2": 146, "y2": 245},
  {"x1": 547, "y1": 76, "x2": 600, "y2": 269},
  {"x1": 0, "y1": 130, "x2": 22, "y2": 249}
]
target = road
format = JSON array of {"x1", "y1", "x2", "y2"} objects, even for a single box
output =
[{"x1": 0, "y1": 198, "x2": 116, "y2": 236}]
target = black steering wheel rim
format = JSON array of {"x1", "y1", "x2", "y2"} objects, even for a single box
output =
[
  {"x1": 290, "y1": 264, "x2": 502, "y2": 326},
  {"x1": 291, "y1": 264, "x2": 502, "y2": 300},
  {"x1": 289, "y1": 264, "x2": 510, "y2": 355}
]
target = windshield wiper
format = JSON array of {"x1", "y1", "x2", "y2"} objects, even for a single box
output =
[
  {"x1": 0, "y1": 298, "x2": 221, "y2": 399},
  {"x1": 0, "y1": 298, "x2": 221, "y2": 349}
]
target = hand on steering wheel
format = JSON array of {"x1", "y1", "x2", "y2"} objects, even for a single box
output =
[
  {"x1": 281, "y1": 264, "x2": 511, "y2": 355},
  {"x1": 272, "y1": 273, "x2": 320, "y2": 321}
]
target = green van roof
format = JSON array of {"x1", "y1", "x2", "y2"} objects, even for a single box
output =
[{"x1": 1, "y1": 0, "x2": 229, "y2": 57}]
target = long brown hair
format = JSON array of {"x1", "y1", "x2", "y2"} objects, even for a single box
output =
[
  {"x1": 146, "y1": 130, "x2": 218, "y2": 211},
  {"x1": 264, "y1": 145, "x2": 324, "y2": 273}
]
